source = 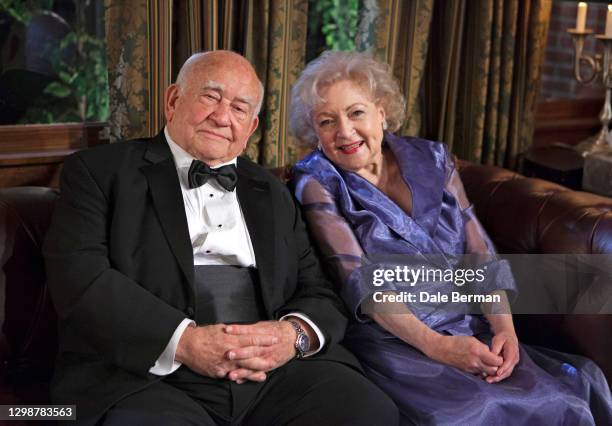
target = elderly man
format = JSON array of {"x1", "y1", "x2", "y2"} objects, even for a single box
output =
[{"x1": 43, "y1": 51, "x2": 398, "y2": 425}]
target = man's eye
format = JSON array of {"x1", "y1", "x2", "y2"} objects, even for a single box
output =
[
  {"x1": 232, "y1": 105, "x2": 246, "y2": 114},
  {"x1": 203, "y1": 94, "x2": 219, "y2": 101}
]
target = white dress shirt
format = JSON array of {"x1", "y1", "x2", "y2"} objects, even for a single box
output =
[{"x1": 150, "y1": 128, "x2": 324, "y2": 375}]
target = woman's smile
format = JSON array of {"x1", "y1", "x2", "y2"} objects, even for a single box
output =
[{"x1": 337, "y1": 140, "x2": 365, "y2": 154}]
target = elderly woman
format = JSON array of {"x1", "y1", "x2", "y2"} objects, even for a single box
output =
[{"x1": 290, "y1": 51, "x2": 612, "y2": 425}]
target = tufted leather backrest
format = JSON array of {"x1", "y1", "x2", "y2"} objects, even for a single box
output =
[
  {"x1": 0, "y1": 187, "x2": 59, "y2": 386},
  {"x1": 458, "y1": 162, "x2": 612, "y2": 254}
]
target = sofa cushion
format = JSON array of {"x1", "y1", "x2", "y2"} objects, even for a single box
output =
[{"x1": 0, "y1": 187, "x2": 59, "y2": 389}]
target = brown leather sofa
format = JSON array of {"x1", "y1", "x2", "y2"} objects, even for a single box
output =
[
  {"x1": 1, "y1": 162, "x2": 611, "y2": 410},
  {"x1": 458, "y1": 161, "x2": 612, "y2": 382}
]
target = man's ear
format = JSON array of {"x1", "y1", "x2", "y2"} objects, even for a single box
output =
[
  {"x1": 164, "y1": 84, "x2": 179, "y2": 122},
  {"x1": 247, "y1": 115, "x2": 259, "y2": 139}
]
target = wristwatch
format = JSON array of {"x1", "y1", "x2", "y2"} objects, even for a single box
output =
[{"x1": 287, "y1": 320, "x2": 310, "y2": 358}]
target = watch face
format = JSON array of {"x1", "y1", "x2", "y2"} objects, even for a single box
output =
[{"x1": 296, "y1": 333, "x2": 310, "y2": 352}]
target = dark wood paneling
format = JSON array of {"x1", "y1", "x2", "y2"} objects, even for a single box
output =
[
  {"x1": 0, "y1": 162, "x2": 64, "y2": 188},
  {"x1": 533, "y1": 98, "x2": 603, "y2": 148},
  {"x1": 0, "y1": 123, "x2": 108, "y2": 188}
]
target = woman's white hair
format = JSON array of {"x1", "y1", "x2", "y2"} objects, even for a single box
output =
[{"x1": 289, "y1": 50, "x2": 406, "y2": 148}]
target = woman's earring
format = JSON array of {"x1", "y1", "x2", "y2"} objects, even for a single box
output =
[
  {"x1": 317, "y1": 141, "x2": 322, "y2": 150},
  {"x1": 382, "y1": 119, "x2": 388, "y2": 131}
]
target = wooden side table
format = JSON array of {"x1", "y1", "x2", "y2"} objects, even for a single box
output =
[{"x1": 521, "y1": 146, "x2": 584, "y2": 190}]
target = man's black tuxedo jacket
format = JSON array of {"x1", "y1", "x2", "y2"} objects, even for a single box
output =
[{"x1": 43, "y1": 133, "x2": 358, "y2": 424}]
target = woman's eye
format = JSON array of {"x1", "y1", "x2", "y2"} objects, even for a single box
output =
[
  {"x1": 319, "y1": 119, "x2": 333, "y2": 127},
  {"x1": 351, "y1": 110, "x2": 365, "y2": 117}
]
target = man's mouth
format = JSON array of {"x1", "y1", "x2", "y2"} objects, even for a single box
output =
[
  {"x1": 337, "y1": 141, "x2": 364, "y2": 154},
  {"x1": 200, "y1": 130, "x2": 230, "y2": 141}
]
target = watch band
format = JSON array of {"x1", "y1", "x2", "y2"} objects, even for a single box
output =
[{"x1": 287, "y1": 320, "x2": 309, "y2": 358}]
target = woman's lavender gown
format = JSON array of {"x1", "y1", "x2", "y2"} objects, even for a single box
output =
[{"x1": 293, "y1": 134, "x2": 612, "y2": 425}]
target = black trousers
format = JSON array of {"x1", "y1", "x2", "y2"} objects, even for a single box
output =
[{"x1": 101, "y1": 359, "x2": 399, "y2": 426}]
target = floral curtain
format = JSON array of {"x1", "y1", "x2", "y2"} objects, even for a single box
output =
[
  {"x1": 105, "y1": 0, "x2": 157, "y2": 142},
  {"x1": 367, "y1": 0, "x2": 552, "y2": 168},
  {"x1": 104, "y1": 0, "x2": 551, "y2": 168},
  {"x1": 104, "y1": 0, "x2": 308, "y2": 167},
  {"x1": 361, "y1": 0, "x2": 433, "y2": 137}
]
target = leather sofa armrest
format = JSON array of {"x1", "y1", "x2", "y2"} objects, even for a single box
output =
[{"x1": 458, "y1": 161, "x2": 612, "y2": 381}]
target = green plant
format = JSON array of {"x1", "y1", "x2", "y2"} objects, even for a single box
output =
[
  {"x1": 2, "y1": 0, "x2": 109, "y2": 123},
  {"x1": 41, "y1": 29, "x2": 109, "y2": 122},
  {"x1": 0, "y1": 0, "x2": 53, "y2": 23},
  {"x1": 312, "y1": 0, "x2": 360, "y2": 51}
]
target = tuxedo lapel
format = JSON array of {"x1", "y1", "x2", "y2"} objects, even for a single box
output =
[
  {"x1": 141, "y1": 134, "x2": 195, "y2": 289},
  {"x1": 236, "y1": 157, "x2": 276, "y2": 316}
]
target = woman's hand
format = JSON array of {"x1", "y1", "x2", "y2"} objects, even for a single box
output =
[
  {"x1": 370, "y1": 309, "x2": 505, "y2": 378},
  {"x1": 486, "y1": 330, "x2": 520, "y2": 383},
  {"x1": 485, "y1": 313, "x2": 520, "y2": 383},
  {"x1": 426, "y1": 335, "x2": 503, "y2": 376}
]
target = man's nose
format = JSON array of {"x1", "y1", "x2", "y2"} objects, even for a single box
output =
[{"x1": 209, "y1": 102, "x2": 231, "y2": 126}]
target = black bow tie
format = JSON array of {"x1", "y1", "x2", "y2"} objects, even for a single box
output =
[{"x1": 188, "y1": 160, "x2": 238, "y2": 191}]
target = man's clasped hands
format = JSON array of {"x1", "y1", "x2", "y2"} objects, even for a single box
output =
[{"x1": 175, "y1": 319, "x2": 313, "y2": 384}]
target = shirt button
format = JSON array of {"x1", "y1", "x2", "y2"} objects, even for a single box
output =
[
  {"x1": 218, "y1": 224, "x2": 223, "y2": 228},
  {"x1": 209, "y1": 194, "x2": 214, "y2": 198},
  {"x1": 185, "y1": 307, "x2": 195, "y2": 317},
  {"x1": 205, "y1": 250, "x2": 211, "y2": 254}
]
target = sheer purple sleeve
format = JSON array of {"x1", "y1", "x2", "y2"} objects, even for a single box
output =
[
  {"x1": 444, "y1": 153, "x2": 516, "y2": 297},
  {"x1": 296, "y1": 174, "x2": 364, "y2": 283},
  {"x1": 294, "y1": 174, "x2": 400, "y2": 320}
]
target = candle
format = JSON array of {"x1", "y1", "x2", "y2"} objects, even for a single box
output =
[
  {"x1": 576, "y1": 2, "x2": 587, "y2": 32},
  {"x1": 606, "y1": 5, "x2": 612, "y2": 37}
]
